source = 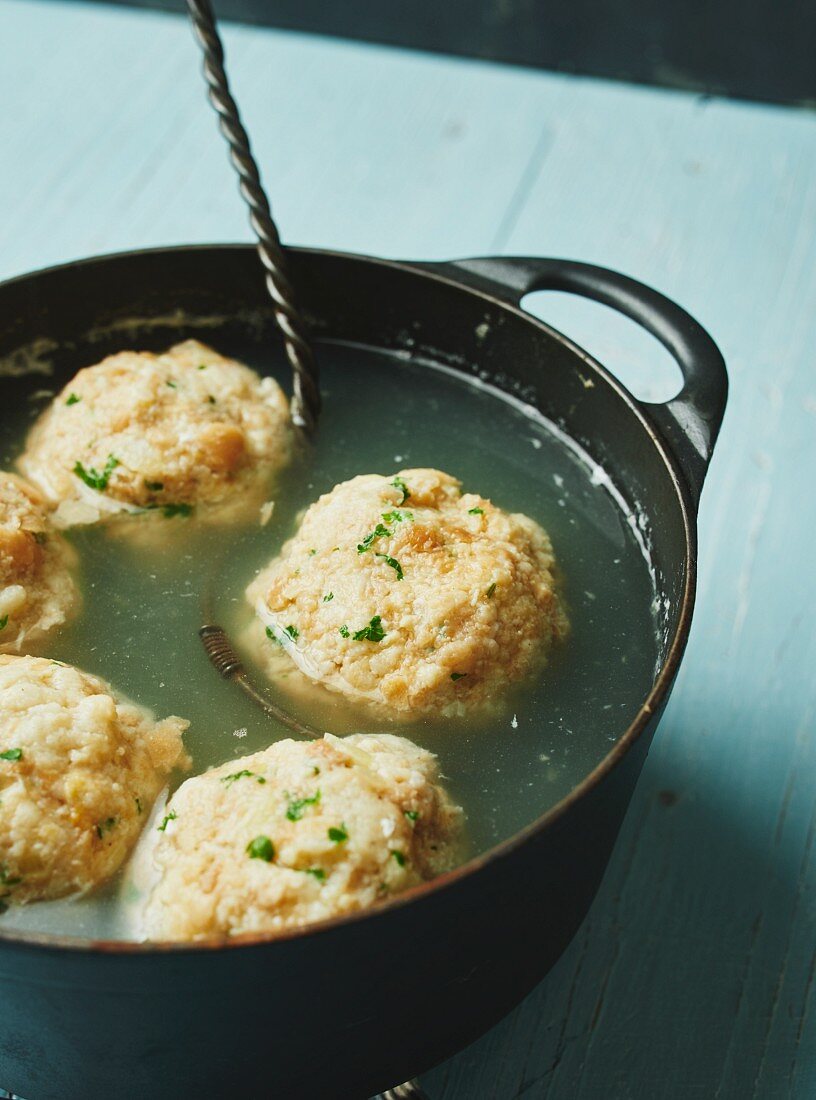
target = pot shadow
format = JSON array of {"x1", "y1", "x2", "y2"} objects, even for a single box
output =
[{"x1": 422, "y1": 716, "x2": 816, "y2": 1099}]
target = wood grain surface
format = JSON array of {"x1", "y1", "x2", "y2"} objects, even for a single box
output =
[{"x1": 1, "y1": 2, "x2": 815, "y2": 1096}]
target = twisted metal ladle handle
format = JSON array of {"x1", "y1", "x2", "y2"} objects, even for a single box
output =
[
  {"x1": 186, "y1": 10, "x2": 424, "y2": 1097},
  {"x1": 378, "y1": 1082, "x2": 430, "y2": 1100},
  {"x1": 186, "y1": 0, "x2": 321, "y2": 433}
]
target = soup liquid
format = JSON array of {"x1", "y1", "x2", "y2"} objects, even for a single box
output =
[{"x1": 0, "y1": 341, "x2": 660, "y2": 940}]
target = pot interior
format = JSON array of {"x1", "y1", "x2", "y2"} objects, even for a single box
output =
[{"x1": 0, "y1": 246, "x2": 688, "y2": 943}]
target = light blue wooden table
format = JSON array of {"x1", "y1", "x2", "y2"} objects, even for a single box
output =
[{"x1": 2, "y1": 2, "x2": 815, "y2": 1096}]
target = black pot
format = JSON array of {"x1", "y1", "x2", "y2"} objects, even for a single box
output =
[{"x1": 0, "y1": 246, "x2": 727, "y2": 1100}]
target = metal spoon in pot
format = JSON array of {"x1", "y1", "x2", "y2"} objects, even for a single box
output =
[
  {"x1": 186, "y1": 0, "x2": 321, "y2": 435},
  {"x1": 187, "y1": 0, "x2": 323, "y2": 733},
  {"x1": 185, "y1": 11, "x2": 432, "y2": 1097}
]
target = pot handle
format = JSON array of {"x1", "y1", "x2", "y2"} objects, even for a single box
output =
[{"x1": 438, "y1": 256, "x2": 728, "y2": 507}]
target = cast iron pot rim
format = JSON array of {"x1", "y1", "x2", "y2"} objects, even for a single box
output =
[{"x1": 0, "y1": 243, "x2": 697, "y2": 956}]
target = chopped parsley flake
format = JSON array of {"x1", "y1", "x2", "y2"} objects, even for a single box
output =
[
  {"x1": 0, "y1": 748, "x2": 22, "y2": 761},
  {"x1": 0, "y1": 615, "x2": 8, "y2": 632},
  {"x1": 302, "y1": 867, "x2": 326, "y2": 881},
  {"x1": 66, "y1": 393, "x2": 81, "y2": 406},
  {"x1": 0, "y1": 864, "x2": 22, "y2": 887},
  {"x1": 468, "y1": 507, "x2": 484, "y2": 515},
  {"x1": 308, "y1": 548, "x2": 317, "y2": 556},
  {"x1": 95, "y1": 817, "x2": 117, "y2": 840},
  {"x1": 328, "y1": 825, "x2": 348, "y2": 843},
  {"x1": 390, "y1": 849, "x2": 407, "y2": 867},
  {"x1": 246, "y1": 835, "x2": 275, "y2": 861},
  {"x1": 157, "y1": 810, "x2": 177, "y2": 832},
  {"x1": 323, "y1": 592, "x2": 334, "y2": 603},
  {"x1": 450, "y1": 672, "x2": 467, "y2": 681},
  {"x1": 375, "y1": 553, "x2": 404, "y2": 580},
  {"x1": 73, "y1": 454, "x2": 119, "y2": 491},
  {"x1": 312, "y1": 766, "x2": 320, "y2": 776},
  {"x1": 162, "y1": 502, "x2": 194, "y2": 518},
  {"x1": 261, "y1": 622, "x2": 298, "y2": 644},
  {"x1": 381, "y1": 510, "x2": 413, "y2": 525},
  {"x1": 135, "y1": 797, "x2": 143, "y2": 815},
  {"x1": 404, "y1": 810, "x2": 420, "y2": 822},
  {"x1": 197, "y1": 363, "x2": 208, "y2": 370},
  {"x1": 222, "y1": 770, "x2": 266, "y2": 786},
  {"x1": 145, "y1": 480, "x2": 164, "y2": 492},
  {"x1": 207, "y1": 395, "x2": 216, "y2": 405},
  {"x1": 352, "y1": 615, "x2": 386, "y2": 642},
  {"x1": 357, "y1": 523, "x2": 392, "y2": 553},
  {"x1": 339, "y1": 624, "x2": 350, "y2": 638},
  {"x1": 166, "y1": 380, "x2": 177, "y2": 388},
  {"x1": 486, "y1": 582, "x2": 497, "y2": 598},
  {"x1": 286, "y1": 790, "x2": 321, "y2": 821},
  {"x1": 33, "y1": 531, "x2": 48, "y2": 545},
  {"x1": 391, "y1": 476, "x2": 410, "y2": 504}
]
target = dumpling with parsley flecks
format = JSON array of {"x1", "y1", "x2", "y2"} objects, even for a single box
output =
[
  {"x1": 0, "y1": 471, "x2": 78, "y2": 654},
  {"x1": 142, "y1": 732, "x2": 464, "y2": 941},
  {"x1": 18, "y1": 340, "x2": 292, "y2": 528},
  {"x1": 246, "y1": 468, "x2": 568, "y2": 717},
  {"x1": 0, "y1": 654, "x2": 188, "y2": 909}
]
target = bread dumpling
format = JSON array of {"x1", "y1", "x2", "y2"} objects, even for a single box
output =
[
  {"x1": 247, "y1": 468, "x2": 568, "y2": 716},
  {"x1": 143, "y1": 732, "x2": 464, "y2": 941},
  {"x1": 0, "y1": 655, "x2": 188, "y2": 909},
  {"x1": 0, "y1": 472, "x2": 79, "y2": 654},
  {"x1": 19, "y1": 340, "x2": 291, "y2": 528}
]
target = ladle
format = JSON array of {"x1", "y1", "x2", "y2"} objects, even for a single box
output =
[
  {"x1": 187, "y1": 0, "x2": 324, "y2": 738},
  {"x1": 186, "y1": 11, "x2": 432, "y2": 1095},
  {"x1": 186, "y1": 0, "x2": 321, "y2": 435}
]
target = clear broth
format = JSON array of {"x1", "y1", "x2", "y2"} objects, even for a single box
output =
[{"x1": 0, "y1": 340, "x2": 660, "y2": 940}]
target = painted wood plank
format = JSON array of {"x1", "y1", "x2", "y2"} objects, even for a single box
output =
[
  {"x1": 1, "y1": 2, "x2": 815, "y2": 1097},
  {"x1": 0, "y1": 0, "x2": 577, "y2": 274},
  {"x1": 424, "y1": 75, "x2": 816, "y2": 1100}
]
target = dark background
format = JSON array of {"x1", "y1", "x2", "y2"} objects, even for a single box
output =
[{"x1": 90, "y1": 0, "x2": 815, "y2": 107}]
